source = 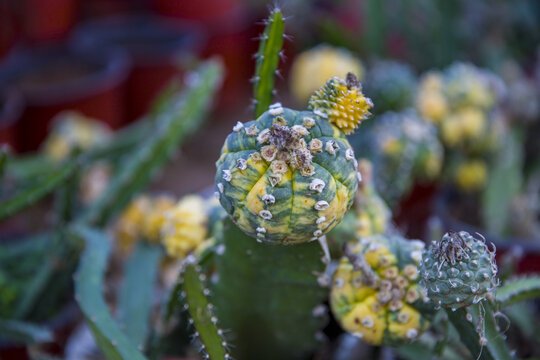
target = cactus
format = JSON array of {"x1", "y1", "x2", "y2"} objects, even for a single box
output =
[
  {"x1": 118, "y1": 241, "x2": 162, "y2": 348},
  {"x1": 364, "y1": 60, "x2": 418, "y2": 114},
  {"x1": 330, "y1": 234, "x2": 432, "y2": 346},
  {"x1": 210, "y1": 218, "x2": 328, "y2": 360},
  {"x1": 180, "y1": 257, "x2": 231, "y2": 360},
  {"x1": 73, "y1": 226, "x2": 147, "y2": 360},
  {"x1": 215, "y1": 103, "x2": 362, "y2": 244},
  {"x1": 0, "y1": 319, "x2": 53, "y2": 344},
  {"x1": 253, "y1": 7, "x2": 285, "y2": 118},
  {"x1": 0, "y1": 159, "x2": 78, "y2": 221},
  {"x1": 308, "y1": 73, "x2": 373, "y2": 134},
  {"x1": 496, "y1": 275, "x2": 540, "y2": 307},
  {"x1": 420, "y1": 231, "x2": 498, "y2": 310},
  {"x1": 82, "y1": 59, "x2": 223, "y2": 227}
]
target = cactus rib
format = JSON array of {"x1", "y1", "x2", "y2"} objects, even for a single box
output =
[
  {"x1": 81, "y1": 60, "x2": 223, "y2": 227},
  {"x1": 181, "y1": 257, "x2": 230, "y2": 360},
  {"x1": 118, "y1": 242, "x2": 162, "y2": 349},
  {"x1": 253, "y1": 8, "x2": 285, "y2": 118},
  {"x1": 0, "y1": 160, "x2": 78, "y2": 221},
  {"x1": 73, "y1": 226, "x2": 147, "y2": 360},
  {"x1": 0, "y1": 319, "x2": 53, "y2": 345},
  {"x1": 496, "y1": 276, "x2": 540, "y2": 308}
]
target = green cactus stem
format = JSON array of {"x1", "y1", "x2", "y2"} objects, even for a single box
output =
[
  {"x1": 82, "y1": 59, "x2": 223, "y2": 227},
  {"x1": 0, "y1": 159, "x2": 78, "y2": 221},
  {"x1": 210, "y1": 218, "x2": 328, "y2": 360},
  {"x1": 73, "y1": 226, "x2": 147, "y2": 360},
  {"x1": 180, "y1": 257, "x2": 231, "y2": 360},
  {"x1": 0, "y1": 146, "x2": 7, "y2": 180},
  {"x1": 496, "y1": 275, "x2": 540, "y2": 307},
  {"x1": 253, "y1": 8, "x2": 285, "y2": 118},
  {"x1": 0, "y1": 319, "x2": 53, "y2": 345},
  {"x1": 118, "y1": 242, "x2": 162, "y2": 350}
]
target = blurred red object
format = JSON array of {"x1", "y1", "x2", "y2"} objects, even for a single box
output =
[
  {"x1": 21, "y1": 0, "x2": 77, "y2": 44},
  {"x1": 0, "y1": 45, "x2": 129, "y2": 152},
  {"x1": 75, "y1": 16, "x2": 203, "y2": 122},
  {"x1": 394, "y1": 182, "x2": 439, "y2": 240},
  {"x1": 0, "y1": 0, "x2": 18, "y2": 60},
  {"x1": 0, "y1": 89, "x2": 23, "y2": 151},
  {"x1": 150, "y1": 0, "x2": 258, "y2": 113}
]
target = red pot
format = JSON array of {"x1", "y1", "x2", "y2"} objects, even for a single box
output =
[
  {"x1": 21, "y1": 0, "x2": 77, "y2": 44},
  {"x1": 75, "y1": 16, "x2": 203, "y2": 122},
  {"x1": 150, "y1": 0, "x2": 258, "y2": 114},
  {"x1": 0, "y1": 45, "x2": 130, "y2": 152},
  {"x1": 0, "y1": 89, "x2": 24, "y2": 151}
]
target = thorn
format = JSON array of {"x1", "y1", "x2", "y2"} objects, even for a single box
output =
[
  {"x1": 283, "y1": 33, "x2": 294, "y2": 41},
  {"x1": 274, "y1": 69, "x2": 283, "y2": 79}
]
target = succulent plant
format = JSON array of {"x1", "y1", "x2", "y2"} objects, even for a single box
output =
[
  {"x1": 330, "y1": 234, "x2": 431, "y2": 346},
  {"x1": 370, "y1": 109, "x2": 443, "y2": 207},
  {"x1": 364, "y1": 60, "x2": 418, "y2": 114},
  {"x1": 290, "y1": 44, "x2": 364, "y2": 105},
  {"x1": 214, "y1": 101, "x2": 366, "y2": 244},
  {"x1": 420, "y1": 231, "x2": 498, "y2": 310}
]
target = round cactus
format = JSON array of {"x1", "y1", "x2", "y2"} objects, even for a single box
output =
[
  {"x1": 215, "y1": 103, "x2": 361, "y2": 244},
  {"x1": 420, "y1": 231, "x2": 498, "y2": 310},
  {"x1": 330, "y1": 234, "x2": 431, "y2": 346},
  {"x1": 364, "y1": 60, "x2": 418, "y2": 114}
]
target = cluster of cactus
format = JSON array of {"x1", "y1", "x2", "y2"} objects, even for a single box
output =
[
  {"x1": 369, "y1": 109, "x2": 443, "y2": 206},
  {"x1": 416, "y1": 62, "x2": 506, "y2": 192},
  {"x1": 289, "y1": 44, "x2": 364, "y2": 105},
  {"x1": 364, "y1": 60, "x2": 418, "y2": 114}
]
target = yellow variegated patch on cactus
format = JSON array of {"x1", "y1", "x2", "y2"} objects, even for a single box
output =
[
  {"x1": 354, "y1": 160, "x2": 391, "y2": 239},
  {"x1": 114, "y1": 195, "x2": 152, "y2": 254},
  {"x1": 330, "y1": 235, "x2": 430, "y2": 346},
  {"x1": 454, "y1": 160, "x2": 487, "y2": 191},
  {"x1": 141, "y1": 195, "x2": 176, "y2": 243},
  {"x1": 43, "y1": 111, "x2": 111, "y2": 161},
  {"x1": 308, "y1": 74, "x2": 373, "y2": 135},
  {"x1": 215, "y1": 103, "x2": 362, "y2": 244},
  {"x1": 290, "y1": 45, "x2": 364, "y2": 104},
  {"x1": 161, "y1": 195, "x2": 208, "y2": 259}
]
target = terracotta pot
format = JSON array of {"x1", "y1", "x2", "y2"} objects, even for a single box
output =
[
  {"x1": 0, "y1": 45, "x2": 130, "y2": 152},
  {"x1": 75, "y1": 15, "x2": 203, "y2": 122},
  {"x1": 435, "y1": 189, "x2": 540, "y2": 274},
  {"x1": 21, "y1": 0, "x2": 78, "y2": 44},
  {"x1": 0, "y1": 89, "x2": 24, "y2": 151}
]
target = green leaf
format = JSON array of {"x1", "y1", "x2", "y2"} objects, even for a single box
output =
[
  {"x1": 81, "y1": 59, "x2": 223, "y2": 227},
  {"x1": 0, "y1": 319, "x2": 53, "y2": 344},
  {"x1": 211, "y1": 219, "x2": 328, "y2": 360},
  {"x1": 482, "y1": 129, "x2": 524, "y2": 236},
  {"x1": 182, "y1": 259, "x2": 230, "y2": 360},
  {"x1": 497, "y1": 276, "x2": 540, "y2": 307},
  {"x1": 253, "y1": 8, "x2": 285, "y2": 118},
  {"x1": 0, "y1": 160, "x2": 78, "y2": 221},
  {"x1": 118, "y1": 242, "x2": 162, "y2": 348},
  {"x1": 73, "y1": 226, "x2": 147, "y2": 360}
]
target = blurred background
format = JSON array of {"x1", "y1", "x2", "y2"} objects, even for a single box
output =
[{"x1": 1, "y1": 1, "x2": 540, "y2": 359}]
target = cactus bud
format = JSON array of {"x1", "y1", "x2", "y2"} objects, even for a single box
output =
[
  {"x1": 420, "y1": 231, "x2": 498, "y2": 310},
  {"x1": 308, "y1": 73, "x2": 373, "y2": 135}
]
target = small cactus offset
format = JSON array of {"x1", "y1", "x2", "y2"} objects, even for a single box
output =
[
  {"x1": 253, "y1": 7, "x2": 285, "y2": 118},
  {"x1": 330, "y1": 234, "x2": 432, "y2": 346},
  {"x1": 215, "y1": 103, "x2": 363, "y2": 244},
  {"x1": 420, "y1": 231, "x2": 498, "y2": 310}
]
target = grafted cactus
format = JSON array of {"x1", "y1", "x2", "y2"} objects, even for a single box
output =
[
  {"x1": 215, "y1": 104, "x2": 363, "y2": 244},
  {"x1": 330, "y1": 234, "x2": 432, "y2": 346}
]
